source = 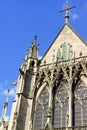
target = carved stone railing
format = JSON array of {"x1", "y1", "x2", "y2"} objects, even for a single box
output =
[
  {"x1": 53, "y1": 126, "x2": 87, "y2": 130},
  {"x1": 40, "y1": 125, "x2": 87, "y2": 130},
  {"x1": 39, "y1": 56, "x2": 87, "y2": 68}
]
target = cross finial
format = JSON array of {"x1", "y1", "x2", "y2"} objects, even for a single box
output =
[
  {"x1": 59, "y1": 2, "x2": 76, "y2": 23},
  {"x1": 34, "y1": 35, "x2": 37, "y2": 41}
]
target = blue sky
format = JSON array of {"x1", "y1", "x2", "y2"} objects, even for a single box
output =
[{"x1": 0, "y1": 0, "x2": 87, "y2": 120}]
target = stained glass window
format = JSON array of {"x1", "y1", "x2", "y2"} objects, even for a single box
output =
[
  {"x1": 57, "y1": 49, "x2": 61, "y2": 62},
  {"x1": 62, "y1": 43, "x2": 67, "y2": 61},
  {"x1": 54, "y1": 83, "x2": 69, "y2": 128},
  {"x1": 68, "y1": 44, "x2": 73, "y2": 60},
  {"x1": 68, "y1": 46, "x2": 71, "y2": 60},
  {"x1": 75, "y1": 82, "x2": 87, "y2": 126},
  {"x1": 34, "y1": 88, "x2": 49, "y2": 130}
]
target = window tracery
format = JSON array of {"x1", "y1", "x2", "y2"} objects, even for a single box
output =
[
  {"x1": 57, "y1": 42, "x2": 73, "y2": 62},
  {"x1": 75, "y1": 82, "x2": 87, "y2": 126},
  {"x1": 57, "y1": 49, "x2": 61, "y2": 62},
  {"x1": 34, "y1": 87, "x2": 49, "y2": 130},
  {"x1": 68, "y1": 44, "x2": 73, "y2": 60},
  {"x1": 54, "y1": 82, "x2": 69, "y2": 128},
  {"x1": 62, "y1": 43, "x2": 67, "y2": 61}
]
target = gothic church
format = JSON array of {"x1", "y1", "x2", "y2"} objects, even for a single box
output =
[{"x1": 1, "y1": 4, "x2": 87, "y2": 130}]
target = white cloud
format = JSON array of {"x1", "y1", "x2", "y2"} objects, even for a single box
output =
[
  {"x1": 4, "y1": 87, "x2": 16, "y2": 97},
  {"x1": 5, "y1": 116, "x2": 9, "y2": 121},
  {"x1": 0, "y1": 116, "x2": 9, "y2": 122},
  {"x1": 0, "y1": 80, "x2": 8, "y2": 96},
  {"x1": 61, "y1": 2, "x2": 79, "y2": 21},
  {"x1": 38, "y1": 55, "x2": 43, "y2": 60},
  {"x1": 0, "y1": 80, "x2": 16, "y2": 97},
  {"x1": 0, "y1": 116, "x2": 10, "y2": 121},
  {"x1": 62, "y1": 1, "x2": 69, "y2": 9},
  {"x1": 9, "y1": 88, "x2": 16, "y2": 96},
  {"x1": 0, "y1": 80, "x2": 8, "y2": 88},
  {"x1": 4, "y1": 80, "x2": 9, "y2": 86},
  {"x1": 71, "y1": 14, "x2": 79, "y2": 20}
]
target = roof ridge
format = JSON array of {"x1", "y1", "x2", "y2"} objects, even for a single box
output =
[
  {"x1": 41, "y1": 24, "x2": 66, "y2": 61},
  {"x1": 40, "y1": 23, "x2": 87, "y2": 62},
  {"x1": 66, "y1": 23, "x2": 87, "y2": 45}
]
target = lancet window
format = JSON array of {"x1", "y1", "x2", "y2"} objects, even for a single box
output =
[
  {"x1": 57, "y1": 49, "x2": 61, "y2": 62},
  {"x1": 68, "y1": 44, "x2": 73, "y2": 60},
  {"x1": 54, "y1": 82, "x2": 69, "y2": 128},
  {"x1": 57, "y1": 43, "x2": 73, "y2": 62},
  {"x1": 62, "y1": 43, "x2": 67, "y2": 61},
  {"x1": 75, "y1": 82, "x2": 87, "y2": 126},
  {"x1": 34, "y1": 87, "x2": 49, "y2": 130}
]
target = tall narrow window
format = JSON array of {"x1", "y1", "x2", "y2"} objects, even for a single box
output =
[
  {"x1": 68, "y1": 46, "x2": 71, "y2": 60},
  {"x1": 34, "y1": 88, "x2": 49, "y2": 130},
  {"x1": 54, "y1": 82, "x2": 69, "y2": 128},
  {"x1": 57, "y1": 49, "x2": 61, "y2": 62},
  {"x1": 68, "y1": 44, "x2": 73, "y2": 60},
  {"x1": 75, "y1": 82, "x2": 87, "y2": 126},
  {"x1": 62, "y1": 43, "x2": 67, "y2": 61}
]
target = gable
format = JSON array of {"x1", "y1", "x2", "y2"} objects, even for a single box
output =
[{"x1": 41, "y1": 23, "x2": 87, "y2": 65}]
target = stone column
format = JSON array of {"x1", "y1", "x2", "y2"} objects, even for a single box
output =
[
  {"x1": 68, "y1": 83, "x2": 73, "y2": 127},
  {"x1": 17, "y1": 75, "x2": 24, "y2": 93},
  {"x1": 47, "y1": 85, "x2": 52, "y2": 124},
  {"x1": 68, "y1": 54, "x2": 73, "y2": 127},
  {"x1": 61, "y1": 103, "x2": 63, "y2": 127},
  {"x1": 41, "y1": 105, "x2": 45, "y2": 129},
  {"x1": 11, "y1": 94, "x2": 21, "y2": 130}
]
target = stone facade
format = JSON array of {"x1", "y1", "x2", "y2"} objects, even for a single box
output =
[{"x1": 1, "y1": 19, "x2": 87, "y2": 130}]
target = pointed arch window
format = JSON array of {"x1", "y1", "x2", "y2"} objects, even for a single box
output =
[
  {"x1": 68, "y1": 44, "x2": 73, "y2": 60},
  {"x1": 75, "y1": 82, "x2": 87, "y2": 126},
  {"x1": 57, "y1": 49, "x2": 61, "y2": 62},
  {"x1": 68, "y1": 46, "x2": 71, "y2": 60},
  {"x1": 62, "y1": 43, "x2": 67, "y2": 61},
  {"x1": 54, "y1": 82, "x2": 69, "y2": 128},
  {"x1": 34, "y1": 87, "x2": 49, "y2": 130}
]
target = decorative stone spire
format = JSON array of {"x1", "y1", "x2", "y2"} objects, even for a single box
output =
[
  {"x1": 32, "y1": 35, "x2": 38, "y2": 59},
  {"x1": 34, "y1": 35, "x2": 37, "y2": 44},
  {"x1": 27, "y1": 35, "x2": 38, "y2": 59},
  {"x1": 59, "y1": 3, "x2": 76, "y2": 23},
  {"x1": 1, "y1": 89, "x2": 10, "y2": 122}
]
